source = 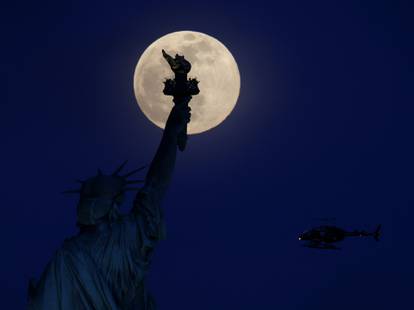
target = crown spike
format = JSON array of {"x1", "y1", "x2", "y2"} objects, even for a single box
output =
[
  {"x1": 122, "y1": 165, "x2": 146, "y2": 178},
  {"x1": 112, "y1": 160, "x2": 128, "y2": 176}
]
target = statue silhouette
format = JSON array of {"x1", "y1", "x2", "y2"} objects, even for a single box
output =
[{"x1": 27, "y1": 99, "x2": 192, "y2": 309}]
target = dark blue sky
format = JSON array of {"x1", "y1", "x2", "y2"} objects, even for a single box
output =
[{"x1": 1, "y1": 0, "x2": 413, "y2": 309}]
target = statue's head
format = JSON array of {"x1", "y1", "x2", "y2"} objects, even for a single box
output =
[{"x1": 63, "y1": 161, "x2": 145, "y2": 227}]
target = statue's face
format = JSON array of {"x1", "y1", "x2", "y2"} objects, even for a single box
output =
[
  {"x1": 114, "y1": 192, "x2": 125, "y2": 206},
  {"x1": 77, "y1": 175, "x2": 128, "y2": 225}
]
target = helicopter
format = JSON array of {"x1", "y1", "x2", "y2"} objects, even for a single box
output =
[{"x1": 298, "y1": 221, "x2": 381, "y2": 250}]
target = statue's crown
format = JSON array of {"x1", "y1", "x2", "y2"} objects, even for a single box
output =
[
  {"x1": 63, "y1": 161, "x2": 146, "y2": 199},
  {"x1": 63, "y1": 161, "x2": 146, "y2": 226}
]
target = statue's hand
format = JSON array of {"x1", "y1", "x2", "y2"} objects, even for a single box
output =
[{"x1": 165, "y1": 96, "x2": 191, "y2": 137}]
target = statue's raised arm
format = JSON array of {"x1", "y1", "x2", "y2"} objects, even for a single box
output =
[
  {"x1": 132, "y1": 50, "x2": 198, "y2": 212},
  {"x1": 132, "y1": 99, "x2": 191, "y2": 214},
  {"x1": 130, "y1": 51, "x2": 198, "y2": 247}
]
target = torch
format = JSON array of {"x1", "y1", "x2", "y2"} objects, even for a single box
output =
[{"x1": 162, "y1": 49, "x2": 200, "y2": 151}]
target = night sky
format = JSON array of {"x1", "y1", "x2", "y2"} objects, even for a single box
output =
[{"x1": 2, "y1": 1, "x2": 413, "y2": 309}]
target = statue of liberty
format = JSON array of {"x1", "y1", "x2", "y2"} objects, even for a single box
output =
[{"x1": 27, "y1": 96, "x2": 192, "y2": 309}]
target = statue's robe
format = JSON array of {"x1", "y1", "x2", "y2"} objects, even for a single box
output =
[{"x1": 28, "y1": 188, "x2": 165, "y2": 310}]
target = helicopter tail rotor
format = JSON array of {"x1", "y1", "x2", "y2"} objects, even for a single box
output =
[{"x1": 373, "y1": 224, "x2": 381, "y2": 241}]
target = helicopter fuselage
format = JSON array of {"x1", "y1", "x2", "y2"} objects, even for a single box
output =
[{"x1": 299, "y1": 224, "x2": 381, "y2": 249}]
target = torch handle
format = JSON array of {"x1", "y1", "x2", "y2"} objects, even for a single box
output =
[
  {"x1": 176, "y1": 97, "x2": 188, "y2": 152},
  {"x1": 177, "y1": 124, "x2": 187, "y2": 151}
]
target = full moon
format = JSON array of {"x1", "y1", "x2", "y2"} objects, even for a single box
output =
[{"x1": 133, "y1": 31, "x2": 240, "y2": 134}]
